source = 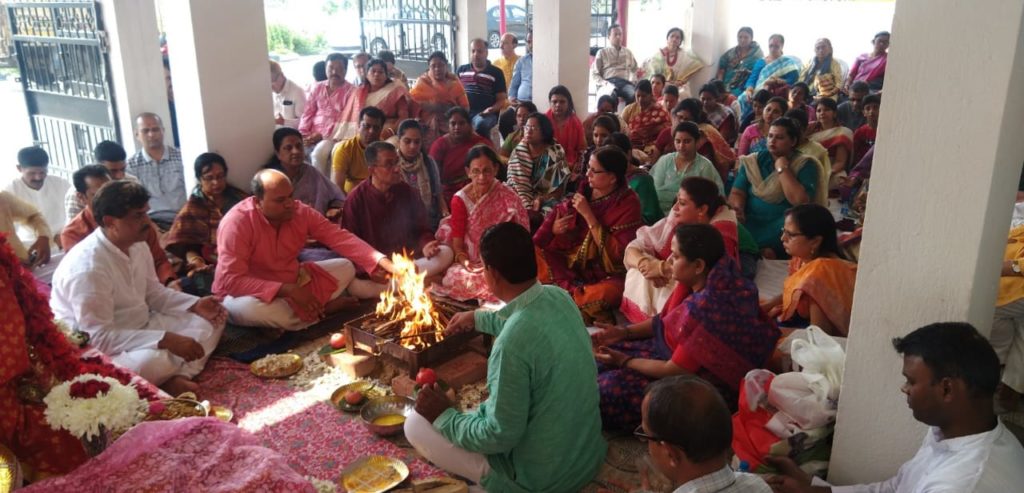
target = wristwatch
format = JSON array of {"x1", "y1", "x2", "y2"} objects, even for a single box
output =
[{"x1": 1013, "y1": 261, "x2": 1021, "y2": 275}]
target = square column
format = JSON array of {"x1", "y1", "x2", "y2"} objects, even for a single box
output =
[
  {"x1": 98, "y1": 0, "x2": 171, "y2": 147},
  {"x1": 532, "y1": 0, "x2": 590, "y2": 114},
  {"x1": 455, "y1": 0, "x2": 487, "y2": 67},
  {"x1": 159, "y1": 0, "x2": 275, "y2": 192},
  {"x1": 829, "y1": 0, "x2": 1024, "y2": 484}
]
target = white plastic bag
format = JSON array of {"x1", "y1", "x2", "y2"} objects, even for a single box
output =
[
  {"x1": 789, "y1": 326, "x2": 845, "y2": 400},
  {"x1": 766, "y1": 371, "x2": 838, "y2": 434}
]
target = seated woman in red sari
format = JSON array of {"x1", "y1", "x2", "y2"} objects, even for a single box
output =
[
  {"x1": 428, "y1": 107, "x2": 493, "y2": 205},
  {"x1": 592, "y1": 224, "x2": 779, "y2": 429},
  {"x1": 430, "y1": 145, "x2": 529, "y2": 301},
  {"x1": 165, "y1": 152, "x2": 247, "y2": 296},
  {"x1": 761, "y1": 204, "x2": 857, "y2": 336},
  {"x1": 546, "y1": 85, "x2": 586, "y2": 175},
  {"x1": 534, "y1": 146, "x2": 643, "y2": 324},
  {"x1": 698, "y1": 82, "x2": 738, "y2": 145},
  {"x1": 621, "y1": 80, "x2": 670, "y2": 159}
]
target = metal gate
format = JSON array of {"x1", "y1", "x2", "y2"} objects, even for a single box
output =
[
  {"x1": 360, "y1": 0, "x2": 456, "y2": 77},
  {"x1": 6, "y1": 0, "x2": 117, "y2": 179}
]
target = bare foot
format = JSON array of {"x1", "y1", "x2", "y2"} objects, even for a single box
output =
[
  {"x1": 325, "y1": 295, "x2": 360, "y2": 315},
  {"x1": 161, "y1": 375, "x2": 200, "y2": 398}
]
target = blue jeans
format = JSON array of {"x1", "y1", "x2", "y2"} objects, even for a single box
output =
[{"x1": 472, "y1": 112, "x2": 499, "y2": 138}]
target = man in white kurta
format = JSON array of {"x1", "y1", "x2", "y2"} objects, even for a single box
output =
[
  {"x1": 50, "y1": 180, "x2": 226, "y2": 396},
  {"x1": 5, "y1": 146, "x2": 69, "y2": 248}
]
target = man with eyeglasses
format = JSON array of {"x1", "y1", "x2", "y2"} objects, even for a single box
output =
[
  {"x1": 342, "y1": 141, "x2": 452, "y2": 277},
  {"x1": 270, "y1": 60, "x2": 306, "y2": 129},
  {"x1": 638, "y1": 375, "x2": 770, "y2": 492},
  {"x1": 331, "y1": 106, "x2": 386, "y2": 194}
]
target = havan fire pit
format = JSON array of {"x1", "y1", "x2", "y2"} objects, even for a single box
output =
[{"x1": 343, "y1": 254, "x2": 483, "y2": 377}]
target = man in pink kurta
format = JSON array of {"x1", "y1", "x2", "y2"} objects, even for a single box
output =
[
  {"x1": 213, "y1": 170, "x2": 395, "y2": 330},
  {"x1": 299, "y1": 53, "x2": 354, "y2": 175}
]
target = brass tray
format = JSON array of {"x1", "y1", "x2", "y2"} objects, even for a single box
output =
[
  {"x1": 250, "y1": 353, "x2": 303, "y2": 378},
  {"x1": 340, "y1": 455, "x2": 409, "y2": 493},
  {"x1": 330, "y1": 381, "x2": 385, "y2": 413}
]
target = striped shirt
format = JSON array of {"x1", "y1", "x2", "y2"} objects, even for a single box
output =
[{"x1": 456, "y1": 61, "x2": 507, "y2": 117}]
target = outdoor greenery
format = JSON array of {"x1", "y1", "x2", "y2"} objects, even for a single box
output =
[{"x1": 266, "y1": 23, "x2": 328, "y2": 56}]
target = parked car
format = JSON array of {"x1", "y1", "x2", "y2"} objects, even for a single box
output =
[
  {"x1": 486, "y1": 3, "x2": 613, "y2": 50},
  {"x1": 486, "y1": 5, "x2": 530, "y2": 48}
]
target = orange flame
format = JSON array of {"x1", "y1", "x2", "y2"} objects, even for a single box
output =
[{"x1": 375, "y1": 253, "x2": 443, "y2": 347}]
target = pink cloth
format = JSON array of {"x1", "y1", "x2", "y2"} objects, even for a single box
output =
[
  {"x1": 432, "y1": 181, "x2": 528, "y2": 301},
  {"x1": 212, "y1": 197, "x2": 383, "y2": 305},
  {"x1": 22, "y1": 418, "x2": 315, "y2": 492},
  {"x1": 298, "y1": 80, "x2": 353, "y2": 137}
]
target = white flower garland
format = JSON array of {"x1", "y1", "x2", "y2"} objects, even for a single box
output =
[{"x1": 43, "y1": 374, "x2": 147, "y2": 440}]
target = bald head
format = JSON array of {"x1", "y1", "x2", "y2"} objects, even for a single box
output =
[
  {"x1": 500, "y1": 33, "x2": 518, "y2": 55},
  {"x1": 252, "y1": 169, "x2": 296, "y2": 224}
]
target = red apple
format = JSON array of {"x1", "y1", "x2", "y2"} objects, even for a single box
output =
[
  {"x1": 416, "y1": 368, "x2": 437, "y2": 387},
  {"x1": 344, "y1": 390, "x2": 363, "y2": 405},
  {"x1": 330, "y1": 333, "x2": 346, "y2": 350}
]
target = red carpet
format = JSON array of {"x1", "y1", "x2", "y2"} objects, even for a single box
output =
[{"x1": 195, "y1": 358, "x2": 445, "y2": 482}]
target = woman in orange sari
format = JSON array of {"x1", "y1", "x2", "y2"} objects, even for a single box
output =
[
  {"x1": 761, "y1": 204, "x2": 857, "y2": 336},
  {"x1": 333, "y1": 59, "x2": 410, "y2": 141},
  {"x1": 409, "y1": 51, "x2": 470, "y2": 149},
  {"x1": 534, "y1": 146, "x2": 643, "y2": 323},
  {"x1": 807, "y1": 98, "x2": 854, "y2": 191}
]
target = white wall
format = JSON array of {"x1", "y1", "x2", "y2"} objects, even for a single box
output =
[
  {"x1": 829, "y1": 0, "x2": 1024, "y2": 483},
  {"x1": 455, "y1": 0, "x2": 488, "y2": 67},
  {"x1": 99, "y1": 0, "x2": 172, "y2": 151},
  {"x1": 532, "y1": 0, "x2": 591, "y2": 114},
  {"x1": 159, "y1": 0, "x2": 275, "y2": 192}
]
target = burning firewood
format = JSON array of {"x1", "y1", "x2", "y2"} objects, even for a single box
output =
[{"x1": 375, "y1": 253, "x2": 446, "y2": 348}]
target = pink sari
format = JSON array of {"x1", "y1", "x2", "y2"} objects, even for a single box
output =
[
  {"x1": 332, "y1": 82, "x2": 409, "y2": 141},
  {"x1": 22, "y1": 418, "x2": 315, "y2": 492},
  {"x1": 431, "y1": 181, "x2": 529, "y2": 301}
]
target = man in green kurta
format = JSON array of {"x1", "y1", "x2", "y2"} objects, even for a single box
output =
[{"x1": 406, "y1": 222, "x2": 606, "y2": 492}]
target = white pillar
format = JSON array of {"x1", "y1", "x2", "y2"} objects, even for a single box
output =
[
  {"x1": 158, "y1": 0, "x2": 275, "y2": 192},
  {"x1": 688, "y1": 0, "x2": 728, "y2": 92},
  {"x1": 98, "y1": 0, "x2": 171, "y2": 147},
  {"x1": 454, "y1": 0, "x2": 487, "y2": 67},
  {"x1": 532, "y1": 0, "x2": 590, "y2": 114},
  {"x1": 830, "y1": 0, "x2": 1024, "y2": 484}
]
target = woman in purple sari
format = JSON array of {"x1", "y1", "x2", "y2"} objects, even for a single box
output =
[{"x1": 591, "y1": 223, "x2": 779, "y2": 429}]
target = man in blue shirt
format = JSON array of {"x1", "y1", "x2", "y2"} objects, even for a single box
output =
[
  {"x1": 457, "y1": 38, "x2": 508, "y2": 139},
  {"x1": 501, "y1": 30, "x2": 533, "y2": 138}
]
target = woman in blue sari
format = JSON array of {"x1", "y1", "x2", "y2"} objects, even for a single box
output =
[{"x1": 737, "y1": 34, "x2": 801, "y2": 120}]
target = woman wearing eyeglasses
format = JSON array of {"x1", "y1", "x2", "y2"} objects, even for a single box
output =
[
  {"x1": 429, "y1": 145, "x2": 528, "y2": 302},
  {"x1": 760, "y1": 204, "x2": 857, "y2": 337},
  {"x1": 591, "y1": 223, "x2": 778, "y2": 430},
  {"x1": 506, "y1": 112, "x2": 571, "y2": 227},
  {"x1": 533, "y1": 146, "x2": 642, "y2": 324}
]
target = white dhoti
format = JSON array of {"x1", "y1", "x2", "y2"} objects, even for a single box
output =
[
  {"x1": 222, "y1": 258, "x2": 358, "y2": 330},
  {"x1": 109, "y1": 312, "x2": 223, "y2": 386},
  {"x1": 311, "y1": 138, "x2": 338, "y2": 177},
  {"x1": 404, "y1": 410, "x2": 489, "y2": 490},
  {"x1": 992, "y1": 300, "x2": 1024, "y2": 392}
]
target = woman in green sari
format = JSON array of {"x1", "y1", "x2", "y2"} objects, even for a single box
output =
[
  {"x1": 728, "y1": 117, "x2": 826, "y2": 258},
  {"x1": 716, "y1": 27, "x2": 764, "y2": 96}
]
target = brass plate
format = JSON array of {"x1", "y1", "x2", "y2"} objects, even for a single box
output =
[
  {"x1": 330, "y1": 381, "x2": 386, "y2": 412},
  {"x1": 250, "y1": 353, "x2": 303, "y2": 378},
  {"x1": 340, "y1": 455, "x2": 409, "y2": 493}
]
